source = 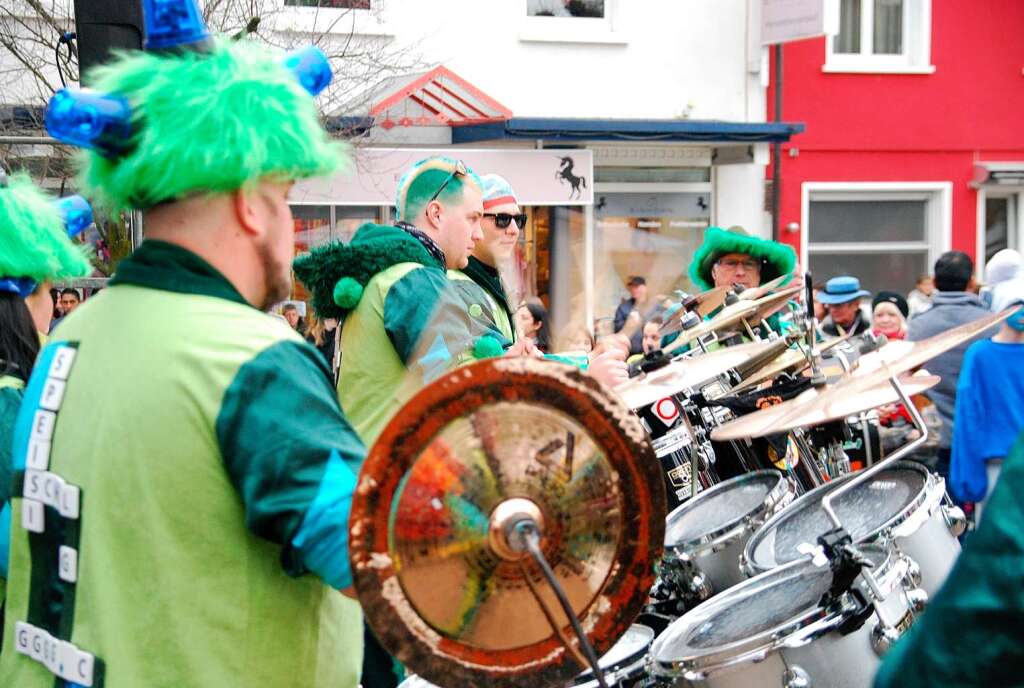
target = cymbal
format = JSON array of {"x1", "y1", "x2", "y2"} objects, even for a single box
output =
[
  {"x1": 659, "y1": 287, "x2": 731, "y2": 336},
  {"x1": 738, "y1": 272, "x2": 798, "y2": 301},
  {"x1": 665, "y1": 286, "x2": 802, "y2": 354},
  {"x1": 350, "y1": 358, "x2": 666, "y2": 688},
  {"x1": 731, "y1": 335, "x2": 850, "y2": 393},
  {"x1": 615, "y1": 339, "x2": 785, "y2": 410},
  {"x1": 710, "y1": 370, "x2": 940, "y2": 440}
]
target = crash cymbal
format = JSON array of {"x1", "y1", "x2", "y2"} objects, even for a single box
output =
[
  {"x1": 737, "y1": 272, "x2": 798, "y2": 301},
  {"x1": 665, "y1": 286, "x2": 802, "y2": 354},
  {"x1": 659, "y1": 287, "x2": 731, "y2": 336},
  {"x1": 615, "y1": 339, "x2": 785, "y2": 410},
  {"x1": 731, "y1": 335, "x2": 850, "y2": 393},
  {"x1": 710, "y1": 370, "x2": 940, "y2": 441},
  {"x1": 351, "y1": 358, "x2": 666, "y2": 688}
]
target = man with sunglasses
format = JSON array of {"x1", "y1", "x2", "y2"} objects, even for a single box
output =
[{"x1": 454, "y1": 174, "x2": 629, "y2": 386}]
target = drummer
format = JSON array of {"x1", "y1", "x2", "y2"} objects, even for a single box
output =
[
  {"x1": 678, "y1": 226, "x2": 797, "y2": 346},
  {"x1": 687, "y1": 226, "x2": 797, "y2": 294}
]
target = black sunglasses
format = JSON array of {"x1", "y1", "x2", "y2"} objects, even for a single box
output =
[
  {"x1": 428, "y1": 159, "x2": 468, "y2": 203},
  {"x1": 484, "y1": 212, "x2": 528, "y2": 229}
]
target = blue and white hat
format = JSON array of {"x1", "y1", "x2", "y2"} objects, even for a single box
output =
[
  {"x1": 480, "y1": 174, "x2": 518, "y2": 209},
  {"x1": 818, "y1": 276, "x2": 871, "y2": 305}
]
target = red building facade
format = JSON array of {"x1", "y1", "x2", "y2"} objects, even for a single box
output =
[{"x1": 770, "y1": 0, "x2": 1024, "y2": 294}]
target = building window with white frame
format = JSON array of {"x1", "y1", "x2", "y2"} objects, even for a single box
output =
[
  {"x1": 284, "y1": 0, "x2": 369, "y2": 7},
  {"x1": 825, "y1": 0, "x2": 933, "y2": 73},
  {"x1": 805, "y1": 184, "x2": 949, "y2": 296},
  {"x1": 527, "y1": 0, "x2": 604, "y2": 17}
]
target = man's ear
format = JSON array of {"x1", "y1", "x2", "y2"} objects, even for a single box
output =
[
  {"x1": 233, "y1": 186, "x2": 264, "y2": 238},
  {"x1": 424, "y1": 199, "x2": 444, "y2": 230}
]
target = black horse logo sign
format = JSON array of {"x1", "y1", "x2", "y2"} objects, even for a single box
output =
[{"x1": 556, "y1": 156, "x2": 587, "y2": 200}]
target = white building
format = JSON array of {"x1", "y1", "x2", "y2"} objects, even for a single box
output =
[
  {"x1": 0, "y1": 0, "x2": 801, "y2": 338},
  {"x1": 285, "y1": 0, "x2": 799, "y2": 338}
]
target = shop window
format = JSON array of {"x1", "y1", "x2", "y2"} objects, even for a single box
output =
[
  {"x1": 805, "y1": 184, "x2": 949, "y2": 296},
  {"x1": 593, "y1": 192, "x2": 711, "y2": 334},
  {"x1": 289, "y1": 204, "x2": 379, "y2": 303},
  {"x1": 825, "y1": 0, "x2": 933, "y2": 73}
]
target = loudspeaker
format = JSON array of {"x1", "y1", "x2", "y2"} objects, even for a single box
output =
[{"x1": 72, "y1": 0, "x2": 144, "y2": 83}]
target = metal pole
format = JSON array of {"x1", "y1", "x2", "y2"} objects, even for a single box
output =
[{"x1": 771, "y1": 43, "x2": 783, "y2": 242}]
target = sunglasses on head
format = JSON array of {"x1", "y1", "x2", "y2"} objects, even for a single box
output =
[
  {"x1": 484, "y1": 212, "x2": 528, "y2": 229},
  {"x1": 428, "y1": 159, "x2": 468, "y2": 203}
]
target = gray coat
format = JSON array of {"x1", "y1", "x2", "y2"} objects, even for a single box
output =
[{"x1": 907, "y1": 292, "x2": 999, "y2": 448}]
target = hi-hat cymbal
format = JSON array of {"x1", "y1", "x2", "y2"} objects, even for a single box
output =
[
  {"x1": 710, "y1": 370, "x2": 940, "y2": 440},
  {"x1": 615, "y1": 339, "x2": 785, "y2": 410},
  {"x1": 350, "y1": 358, "x2": 666, "y2": 688},
  {"x1": 659, "y1": 287, "x2": 731, "y2": 337},
  {"x1": 665, "y1": 286, "x2": 802, "y2": 354}
]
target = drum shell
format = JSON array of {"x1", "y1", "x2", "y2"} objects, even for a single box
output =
[{"x1": 742, "y1": 463, "x2": 960, "y2": 595}]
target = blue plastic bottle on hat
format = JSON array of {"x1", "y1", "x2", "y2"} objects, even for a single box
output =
[
  {"x1": 143, "y1": 0, "x2": 212, "y2": 51},
  {"x1": 283, "y1": 46, "x2": 333, "y2": 96},
  {"x1": 45, "y1": 89, "x2": 133, "y2": 157},
  {"x1": 55, "y1": 195, "x2": 94, "y2": 238}
]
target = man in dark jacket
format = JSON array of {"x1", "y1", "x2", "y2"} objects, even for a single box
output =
[{"x1": 908, "y1": 251, "x2": 999, "y2": 482}]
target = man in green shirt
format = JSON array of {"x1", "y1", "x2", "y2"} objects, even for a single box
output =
[{"x1": 0, "y1": 6, "x2": 365, "y2": 687}]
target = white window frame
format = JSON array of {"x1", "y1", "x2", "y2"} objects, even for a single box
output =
[
  {"x1": 519, "y1": 0, "x2": 627, "y2": 45},
  {"x1": 275, "y1": 0, "x2": 393, "y2": 37},
  {"x1": 975, "y1": 188, "x2": 1023, "y2": 277},
  {"x1": 801, "y1": 181, "x2": 951, "y2": 279},
  {"x1": 824, "y1": 0, "x2": 934, "y2": 74}
]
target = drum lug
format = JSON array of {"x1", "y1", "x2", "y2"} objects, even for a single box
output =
[
  {"x1": 942, "y1": 504, "x2": 967, "y2": 537},
  {"x1": 901, "y1": 556, "x2": 923, "y2": 589},
  {"x1": 870, "y1": 623, "x2": 904, "y2": 657},
  {"x1": 906, "y1": 587, "x2": 928, "y2": 614},
  {"x1": 781, "y1": 665, "x2": 812, "y2": 688}
]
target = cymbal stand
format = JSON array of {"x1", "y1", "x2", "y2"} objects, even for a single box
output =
[
  {"x1": 817, "y1": 371, "x2": 929, "y2": 630},
  {"x1": 803, "y1": 273, "x2": 827, "y2": 386},
  {"x1": 509, "y1": 520, "x2": 610, "y2": 688}
]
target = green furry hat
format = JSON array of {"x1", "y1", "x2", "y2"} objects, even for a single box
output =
[
  {"x1": 0, "y1": 173, "x2": 93, "y2": 285},
  {"x1": 688, "y1": 226, "x2": 797, "y2": 291},
  {"x1": 77, "y1": 38, "x2": 347, "y2": 211}
]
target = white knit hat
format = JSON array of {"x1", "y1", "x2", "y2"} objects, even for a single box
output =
[{"x1": 991, "y1": 276, "x2": 1024, "y2": 313}]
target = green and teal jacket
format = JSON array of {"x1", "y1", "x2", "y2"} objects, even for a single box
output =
[
  {"x1": 294, "y1": 223, "x2": 507, "y2": 448},
  {"x1": 0, "y1": 240, "x2": 364, "y2": 688},
  {"x1": 874, "y1": 434, "x2": 1024, "y2": 688}
]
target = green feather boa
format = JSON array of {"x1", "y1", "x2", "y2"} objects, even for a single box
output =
[
  {"x1": 79, "y1": 38, "x2": 348, "y2": 211},
  {"x1": 0, "y1": 173, "x2": 92, "y2": 282}
]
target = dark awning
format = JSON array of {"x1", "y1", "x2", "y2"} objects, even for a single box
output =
[{"x1": 451, "y1": 117, "x2": 805, "y2": 144}]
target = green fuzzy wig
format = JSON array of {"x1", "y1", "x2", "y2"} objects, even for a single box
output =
[
  {"x1": 80, "y1": 37, "x2": 348, "y2": 212},
  {"x1": 0, "y1": 173, "x2": 93, "y2": 282},
  {"x1": 293, "y1": 222, "x2": 437, "y2": 320},
  {"x1": 394, "y1": 156, "x2": 483, "y2": 221},
  {"x1": 688, "y1": 226, "x2": 797, "y2": 291}
]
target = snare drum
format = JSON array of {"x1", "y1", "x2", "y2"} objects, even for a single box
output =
[
  {"x1": 664, "y1": 470, "x2": 795, "y2": 596},
  {"x1": 743, "y1": 461, "x2": 962, "y2": 595},
  {"x1": 649, "y1": 546, "x2": 911, "y2": 688},
  {"x1": 399, "y1": 625, "x2": 656, "y2": 688}
]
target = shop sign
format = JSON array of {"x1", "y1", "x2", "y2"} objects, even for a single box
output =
[
  {"x1": 292, "y1": 148, "x2": 594, "y2": 206},
  {"x1": 761, "y1": 0, "x2": 839, "y2": 46}
]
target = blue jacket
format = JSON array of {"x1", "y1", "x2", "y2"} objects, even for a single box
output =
[
  {"x1": 907, "y1": 292, "x2": 999, "y2": 448},
  {"x1": 950, "y1": 338, "x2": 1024, "y2": 502}
]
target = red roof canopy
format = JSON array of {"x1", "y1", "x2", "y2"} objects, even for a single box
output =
[{"x1": 368, "y1": 66, "x2": 512, "y2": 129}]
